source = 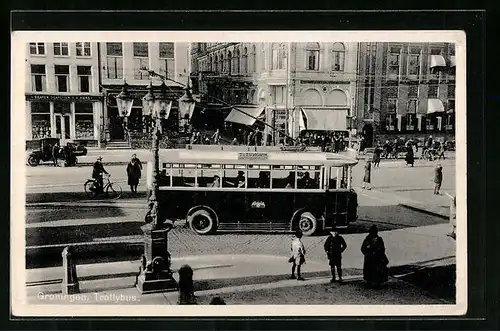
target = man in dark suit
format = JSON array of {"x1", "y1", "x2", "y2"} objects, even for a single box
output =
[{"x1": 92, "y1": 156, "x2": 109, "y2": 194}]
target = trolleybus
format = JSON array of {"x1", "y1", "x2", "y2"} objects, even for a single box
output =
[{"x1": 148, "y1": 149, "x2": 359, "y2": 236}]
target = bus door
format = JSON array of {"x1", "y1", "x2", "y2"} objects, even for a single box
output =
[
  {"x1": 245, "y1": 165, "x2": 272, "y2": 223},
  {"x1": 268, "y1": 165, "x2": 296, "y2": 223},
  {"x1": 327, "y1": 166, "x2": 350, "y2": 227}
]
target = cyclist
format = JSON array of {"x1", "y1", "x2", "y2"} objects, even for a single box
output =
[{"x1": 92, "y1": 156, "x2": 109, "y2": 194}]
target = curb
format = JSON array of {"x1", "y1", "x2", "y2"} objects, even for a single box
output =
[{"x1": 399, "y1": 203, "x2": 449, "y2": 220}]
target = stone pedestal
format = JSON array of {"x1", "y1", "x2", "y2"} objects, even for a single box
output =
[{"x1": 136, "y1": 224, "x2": 178, "y2": 294}]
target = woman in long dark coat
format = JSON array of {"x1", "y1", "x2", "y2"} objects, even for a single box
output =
[
  {"x1": 126, "y1": 155, "x2": 142, "y2": 193},
  {"x1": 361, "y1": 225, "x2": 389, "y2": 288},
  {"x1": 405, "y1": 144, "x2": 415, "y2": 166}
]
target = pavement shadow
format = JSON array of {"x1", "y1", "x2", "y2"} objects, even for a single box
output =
[
  {"x1": 26, "y1": 221, "x2": 144, "y2": 247},
  {"x1": 26, "y1": 191, "x2": 148, "y2": 203},
  {"x1": 26, "y1": 205, "x2": 129, "y2": 223}
]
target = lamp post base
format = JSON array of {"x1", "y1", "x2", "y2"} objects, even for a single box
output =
[
  {"x1": 136, "y1": 273, "x2": 178, "y2": 294},
  {"x1": 136, "y1": 224, "x2": 178, "y2": 294}
]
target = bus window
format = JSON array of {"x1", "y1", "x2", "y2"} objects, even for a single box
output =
[
  {"x1": 297, "y1": 170, "x2": 320, "y2": 189},
  {"x1": 247, "y1": 170, "x2": 270, "y2": 188},
  {"x1": 171, "y1": 166, "x2": 198, "y2": 187},
  {"x1": 329, "y1": 167, "x2": 340, "y2": 189},
  {"x1": 222, "y1": 169, "x2": 246, "y2": 188},
  {"x1": 198, "y1": 168, "x2": 223, "y2": 188},
  {"x1": 159, "y1": 164, "x2": 171, "y2": 187},
  {"x1": 341, "y1": 166, "x2": 349, "y2": 189},
  {"x1": 272, "y1": 169, "x2": 295, "y2": 189}
]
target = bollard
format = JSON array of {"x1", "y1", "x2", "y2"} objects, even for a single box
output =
[
  {"x1": 177, "y1": 264, "x2": 196, "y2": 305},
  {"x1": 61, "y1": 246, "x2": 80, "y2": 295}
]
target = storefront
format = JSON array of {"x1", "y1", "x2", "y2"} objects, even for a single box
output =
[{"x1": 26, "y1": 94, "x2": 103, "y2": 147}]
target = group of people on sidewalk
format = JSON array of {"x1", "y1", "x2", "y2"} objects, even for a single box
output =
[{"x1": 289, "y1": 225, "x2": 389, "y2": 288}]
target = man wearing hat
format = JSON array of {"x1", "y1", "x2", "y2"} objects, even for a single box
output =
[
  {"x1": 92, "y1": 156, "x2": 109, "y2": 194},
  {"x1": 323, "y1": 228, "x2": 347, "y2": 283}
]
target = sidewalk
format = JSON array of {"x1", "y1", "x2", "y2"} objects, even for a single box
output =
[{"x1": 26, "y1": 223, "x2": 455, "y2": 305}]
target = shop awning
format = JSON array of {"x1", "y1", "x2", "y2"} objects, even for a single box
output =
[
  {"x1": 430, "y1": 55, "x2": 446, "y2": 68},
  {"x1": 301, "y1": 108, "x2": 347, "y2": 131},
  {"x1": 225, "y1": 106, "x2": 264, "y2": 126},
  {"x1": 427, "y1": 99, "x2": 445, "y2": 114},
  {"x1": 450, "y1": 56, "x2": 456, "y2": 67}
]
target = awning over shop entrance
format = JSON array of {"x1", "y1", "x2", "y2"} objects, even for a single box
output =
[
  {"x1": 224, "y1": 106, "x2": 264, "y2": 126},
  {"x1": 430, "y1": 55, "x2": 446, "y2": 68},
  {"x1": 427, "y1": 99, "x2": 445, "y2": 114},
  {"x1": 301, "y1": 108, "x2": 347, "y2": 131}
]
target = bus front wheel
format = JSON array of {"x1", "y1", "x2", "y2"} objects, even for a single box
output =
[
  {"x1": 297, "y1": 212, "x2": 317, "y2": 236},
  {"x1": 188, "y1": 209, "x2": 216, "y2": 235}
]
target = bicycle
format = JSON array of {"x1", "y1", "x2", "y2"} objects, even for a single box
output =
[{"x1": 84, "y1": 174, "x2": 122, "y2": 199}]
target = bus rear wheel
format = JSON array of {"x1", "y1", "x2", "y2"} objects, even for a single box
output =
[
  {"x1": 189, "y1": 209, "x2": 216, "y2": 235},
  {"x1": 297, "y1": 212, "x2": 317, "y2": 236}
]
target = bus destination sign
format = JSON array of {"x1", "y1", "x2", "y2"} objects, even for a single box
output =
[{"x1": 238, "y1": 152, "x2": 268, "y2": 161}]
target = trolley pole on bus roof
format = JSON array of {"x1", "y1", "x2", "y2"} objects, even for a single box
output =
[{"x1": 134, "y1": 81, "x2": 179, "y2": 294}]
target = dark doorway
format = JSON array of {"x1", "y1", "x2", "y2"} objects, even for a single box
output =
[
  {"x1": 109, "y1": 107, "x2": 125, "y2": 140},
  {"x1": 362, "y1": 123, "x2": 374, "y2": 148}
]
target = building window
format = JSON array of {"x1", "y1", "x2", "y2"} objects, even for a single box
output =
[
  {"x1": 29, "y1": 42, "x2": 45, "y2": 55},
  {"x1": 386, "y1": 113, "x2": 396, "y2": 132},
  {"x1": 133, "y1": 42, "x2": 149, "y2": 80},
  {"x1": 252, "y1": 45, "x2": 257, "y2": 73},
  {"x1": 331, "y1": 43, "x2": 345, "y2": 71},
  {"x1": 227, "y1": 51, "x2": 232, "y2": 74},
  {"x1": 75, "y1": 103, "x2": 94, "y2": 139},
  {"x1": 406, "y1": 99, "x2": 418, "y2": 130},
  {"x1": 54, "y1": 65, "x2": 69, "y2": 92},
  {"x1": 242, "y1": 47, "x2": 248, "y2": 73},
  {"x1": 219, "y1": 54, "x2": 224, "y2": 73},
  {"x1": 53, "y1": 42, "x2": 69, "y2": 56},
  {"x1": 430, "y1": 47, "x2": 442, "y2": 55},
  {"x1": 235, "y1": 48, "x2": 240, "y2": 74},
  {"x1": 76, "y1": 42, "x2": 91, "y2": 56},
  {"x1": 31, "y1": 103, "x2": 52, "y2": 139},
  {"x1": 408, "y1": 84, "x2": 419, "y2": 98},
  {"x1": 30, "y1": 64, "x2": 46, "y2": 92},
  {"x1": 77, "y1": 66, "x2": 92, "y2": 93},
  {"x1": 106, "y1": 42, "x2": 123, "y2": 79},
  {"x1": 306, "y1": 42, "x2": 320, "y2": 71},
  {"x1": 159, "y1": 42, "x2": 175, "y2": 80},
  {"x1": 272, "y1": 86, "x2": 286, "y2": 105},
  {"x1": 448, "y1": 84, "x2": 455, "y2": 99},
  {"x1": 271, "y1": 43, "x2": 286, "y2": 70},
  {"x1": 387, "y1": 46, "x2": 401, "y2": 76},
  {"x1": 428, "y1": 82, "x2": 439, "y2": 99},
  {"x1": 407, "y1": 47, "x2": 421, "y2": 76},
  {"x1": 214, "y1": 55, "x2": 219, "y2": 72}
]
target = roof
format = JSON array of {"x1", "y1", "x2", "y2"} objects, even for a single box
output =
[{"x1": 159, "y1": 149, "x2": 358, "y2": 166}]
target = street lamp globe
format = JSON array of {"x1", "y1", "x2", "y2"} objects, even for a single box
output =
[
  {"x1": 178, "y1": 79, "x2": 196, "y2": 133},
  {"x1": 155, "y1": 81, "x2": 172, "y2": 120},
  {"x1": 116, "y1": 81, "x2": 134, "y2": 118}
]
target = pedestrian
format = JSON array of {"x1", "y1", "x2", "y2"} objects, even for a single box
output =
[
  {"x1": 247, "y1": 131, "x2": 253, "y2": 146},
  {"x1": 361, "y1": 224, "x2": 389, "y2": 288},
  {"x1": 52, "y1": 142, "x2": 60, "y2": 167},
  {"x1": 405, "y1": 144, "x2": 415, "y2": 167},
  {"x1": 324, "y1": 228, "x2": 347, "y2": 283},
  {"x1": 373, "y1": 145, "x2": 382, "y2": 168},
  {"x1": 437, "y1": 142, "x2": 446, "y2": 160},
  {"x1": 211, "y1": 129, "x2": 220, "y2": 145},
  {"x1": 434, "y1": 163, "x2": 443, "y2": 195},
  {"x1": 92, "y1": 156, "x2": 109, "y2": 194},
  {"x1": 126, "y1": 154, "x2": 142, "y2": 193},
  {"x1": 362, "y1": 160, "x2": 372, "y2": 190},
  {"x1": 289, "y1": 230, "x2": 306, "y2": 281}
]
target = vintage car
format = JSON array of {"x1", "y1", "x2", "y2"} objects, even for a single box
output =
[{"x1": 27, "y1": 138, "x2": 87, "y2": 167}]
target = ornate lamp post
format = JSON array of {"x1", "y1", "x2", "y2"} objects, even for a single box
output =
[
  {"x1": 136, "y1": 81, "x2": 177, "y2": 294},
  {"x1": 178, "y1": 79, "x2": 196, "y2": 135},
  {"x1": 115, "y1": 81, "x2": 134, "y2": 139}
]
